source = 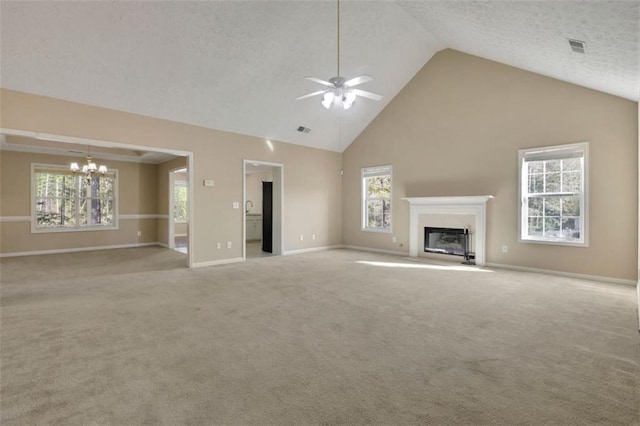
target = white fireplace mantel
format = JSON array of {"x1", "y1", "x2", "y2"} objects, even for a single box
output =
[{"x1": 402, "y1": 196, "x2": 494, "y2": 266}]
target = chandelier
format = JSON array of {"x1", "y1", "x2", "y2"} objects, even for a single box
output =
[{"x1": 70, "y1": 147, "x2": 107, "y2": 181}]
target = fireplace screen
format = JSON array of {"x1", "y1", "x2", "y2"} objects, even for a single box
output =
[{"x1": 424, "y1": 227, "x2": 470, "y2": 258}]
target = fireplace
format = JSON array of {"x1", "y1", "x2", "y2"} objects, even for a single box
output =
[
  {"x1": 424, "y1": 227, "x2": 474, "y2": 262},
  {"x1": 402, "y1": 196, "x2": 493, "y2": 266}
]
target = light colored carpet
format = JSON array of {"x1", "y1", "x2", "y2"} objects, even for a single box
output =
[{"x1": 1, "y1": 247, "x2": 638, "y2": 425}]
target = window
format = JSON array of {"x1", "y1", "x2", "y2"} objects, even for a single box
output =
[
  {"x1": 173, "y1": 179, "x2": 188, "y2": 222},
  {"x1": 362, "y1": 165, "x2": 392, "y2": 232},
  {"x1": 519, "y1": 142, "x2": 588, "y2": 246},
  {"x1": 32, "y1": 164, "x2": 117, "y2": 232}
]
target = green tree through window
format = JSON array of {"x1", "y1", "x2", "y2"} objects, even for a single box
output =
[
  {"x1": 173, "y1": 180, "x2": 188, "y2": 222},
  {"x1": 519, "y1": 143, "x2": 587, "y2": 245},
  {"x1": 34, "y1": 165, "x2": 116, "y2": 230},
  {"x1": 362, "y1": 165, "x2": 392, "y2": 231}
]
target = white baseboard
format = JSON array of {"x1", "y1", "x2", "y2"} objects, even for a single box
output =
[
  {"x1": 342, "y1": 245, "x2": 408, "y2": 257},
  {"x1": 485, "y1": 262, "x2": 636, "y2": 286},
  {"x1": 0, "y1": 242, "x2": 161, "y2": 258},
  {"x1": 192, "y1": 257, "x2": 244, "y2": 268},
  {"x1": 283, "y1": 245, "x2": 342, "y2": 256}
]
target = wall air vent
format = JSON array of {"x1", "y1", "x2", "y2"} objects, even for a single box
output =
[
  {"x1": 568, "y1": 39, "x2": 586, "y2": 54},
  {"x1": 297, "y1": 126, "x2": 311, "y2": 134}
]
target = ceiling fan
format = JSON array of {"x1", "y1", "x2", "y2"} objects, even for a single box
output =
[{"x1": 296, "y1": 0, "x2": 382, "y2": 110}]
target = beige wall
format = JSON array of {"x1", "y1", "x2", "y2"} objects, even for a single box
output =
[
  {"x1": 343, "y1": 49, "x2": 638, "y2": 281},
  {"x1": 0, "y1": 150, "x2": 159, "y2": 254},
  {"x1": 0, "y1": 89, "x2": 343, "y2": 264}
]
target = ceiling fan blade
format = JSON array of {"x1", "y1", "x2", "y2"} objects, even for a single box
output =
[
  {"x1": 304, "y1": 76, "x2": 335, "y2": 87},
  {"x1": 352, "y1": 89, "x2": 383, "y2": 101},
  {"x1": 344, "y1": 74, "x2": 373, "y2": 87},
  {"x1": 296, "y1": 90, "x2": 327, "y2": 100}
]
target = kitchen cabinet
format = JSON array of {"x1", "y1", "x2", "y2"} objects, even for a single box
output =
[{"x1": 246, "y1": 215, "x2": 262, "y2": 241}]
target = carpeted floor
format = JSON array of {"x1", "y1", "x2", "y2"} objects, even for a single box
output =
[{"x1": 1, "y1": 247, "x2": 638, "y2": 425}]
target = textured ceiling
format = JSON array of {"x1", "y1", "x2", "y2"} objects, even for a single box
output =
[
  {"x1": 1, "y1": 1, "x2": 638, "y2": 153},
  {"x1": 397, "y1": 0, "x2": 639, "y2": 102}
]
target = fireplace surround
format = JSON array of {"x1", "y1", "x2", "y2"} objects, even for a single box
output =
[{"x1": 403, "y1": 196, "x2": 493, "y2": 266}]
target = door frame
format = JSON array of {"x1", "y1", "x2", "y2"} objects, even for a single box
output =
[{"x1": 242, "y1": 159, "x2": 284, "y2": 259}]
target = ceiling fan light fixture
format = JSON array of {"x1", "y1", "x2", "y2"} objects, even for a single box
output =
[
  {"x1": 322, "y1": 92, "x2": 335, "y2": 109},
  {"x1": 296, "y1": 0, "x2": 382, "y2": 110},
  {"x1": 342, "y1": 91, "x2": 356, "y2": 109}
]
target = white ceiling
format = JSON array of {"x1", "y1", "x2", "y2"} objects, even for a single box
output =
[{"x1": 1, "y1": 1, "x2": 638, "y2": 153}]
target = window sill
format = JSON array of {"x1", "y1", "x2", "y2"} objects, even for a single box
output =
[
  {"x1": 362, "y1": 227, "x2": 392, "y2": 234},
  {"x1": 32, "y1": 225, "x2": 119, "y2": 234},
  {"x1": 519, "y1": 237, "x2": 587, "y2": 247}
]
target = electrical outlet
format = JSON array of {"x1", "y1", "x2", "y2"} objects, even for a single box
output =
[
  {"x1": 502, "y1": 245, "x2": 509, "y2": 253},
  {"x1": 232, "y1": 202, "x2": 239, "y2": 209},
  {"x1": 299, "y1": 235, "x2": 304, "y2": 241},
  {"x1": 392, "y1": 236, "x2": 397, "y2": 243},
  {"x1": 227, "y1": 241, "x2": 232, "y2": 249},
  {"x1": 312, "y1": 234, "x2": 316, "y2": 240},
  {"x1": 216, "y1": 242, "x2": 221, "y2": 250},
  {"x1": 137, "y1": 231, "x2": 142, "y2": 237}
]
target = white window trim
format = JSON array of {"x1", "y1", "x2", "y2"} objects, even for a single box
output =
[
  {"x1": 31, "y1": 163, "x2": 119, "y2": 234},
  {"x1": 361, "y1": 164, "x2": 393, "y2": 233},
  {"x1": 518, "y1": 142, "x2": 589, "y2": 247}
]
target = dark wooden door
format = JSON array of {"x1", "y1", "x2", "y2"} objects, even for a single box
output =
[{"x1": 262, "y1": 181, "x2": 273, "y2": 253}]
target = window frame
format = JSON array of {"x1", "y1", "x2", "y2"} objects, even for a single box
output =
[
  {"x1": 31, "y1": 163, "x2": 119, "y2": 234},
  {"x1": 518, "y1": 142, "x2": 589, "y2": 247},
  {"x1": 361, "y1": 164, "x2": 393, "y2": 233}
]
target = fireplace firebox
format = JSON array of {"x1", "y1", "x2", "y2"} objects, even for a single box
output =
[{"x1": 424, "y1": 227, "x2": 474, "y2": 264}]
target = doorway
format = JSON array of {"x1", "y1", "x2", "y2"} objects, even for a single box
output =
[
  {"x1": 243, "y1": 160, "x2": 283, "y2": 259},
  {"x1": 0, "y1": 127, "x2": 195, "y2": 268},
  {"x1": 168, "y1": 167, "x2": 189, "y2": 255}
]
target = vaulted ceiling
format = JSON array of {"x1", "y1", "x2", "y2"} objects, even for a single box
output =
[{"x1": 1, "y1": 1, "x2": 638, "y2": 153}]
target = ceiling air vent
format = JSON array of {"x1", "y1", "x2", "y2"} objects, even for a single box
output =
[
  {"x1": 297, "y1": 126, "x2": 311, "y2": 134},
  {"x1": 568, "y1": 39, "x2": 586, "y2": 54}
]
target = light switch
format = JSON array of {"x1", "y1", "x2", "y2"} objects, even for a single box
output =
[
  {"x1": 232, "y1": 202, "x2": 240, "y2": 209},
  {"x1": 203, "y1": 179, "x2": 214, "y2": 187}
]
